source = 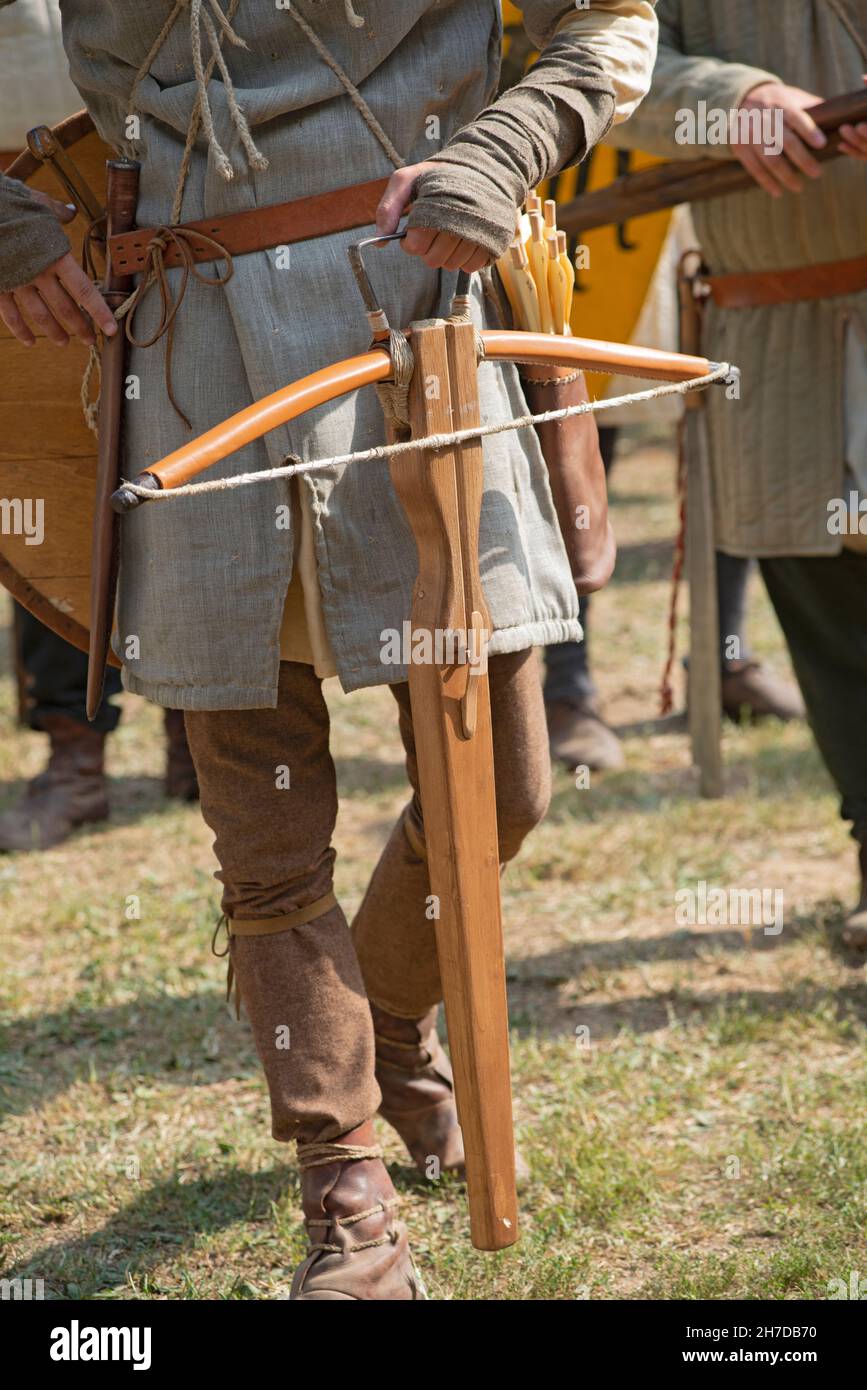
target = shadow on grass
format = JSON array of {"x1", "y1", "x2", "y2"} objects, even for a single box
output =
[
  {"x1": 546, "y1": 737, "x2": 830, "y2": 822},
  {"x1": 612, "y1": 711, "x2": 688, "y2": 739},
  {"x1": 3, "y1": 900, "x2": 862, "y2": 1122},
  {"x1": 0, "y1": 990, "x2": 260, "y2": 1119},
  {"x1": 509, "y1": 977, "x2": 867, "y2": 1041},
  {"x1": 510, "y1": 893, "x2": 864, "y2": 968},
  {"x1": 3, "y1": 1152, "x2": 459, "y2": 1299},
  {"x1": 508, "y1": 917, "x2": 867, "y2": 1041},
  {"x1": 3, "y1": 1163, "x2": 298, "y2": 1298}
]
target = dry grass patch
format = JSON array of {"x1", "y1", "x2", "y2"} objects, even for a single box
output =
[{"x1": 1, "y1": 431, "x2": 865, "y2": 1300}]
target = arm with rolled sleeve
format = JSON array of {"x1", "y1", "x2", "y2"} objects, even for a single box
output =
[
  {"x1": 0, "y1": 0, "x2": 71, "y2": 294},
  {"x1": 0, "y1": 174, "x2": 71, "y2": 293},
  {"x1": 612, "y1": 0, "x2": 779, "y2": 159},
  {"x1": 407, "y1": 0, "x2": 660, "y2": 259}
]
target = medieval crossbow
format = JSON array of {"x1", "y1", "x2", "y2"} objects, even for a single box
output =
[{"x1": 108, "y1": 231, "x2": 733, "y2": 1252}]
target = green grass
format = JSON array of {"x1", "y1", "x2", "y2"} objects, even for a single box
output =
[{"x1": 1, "y1": 432, "x2": 865, "y2": 1300}]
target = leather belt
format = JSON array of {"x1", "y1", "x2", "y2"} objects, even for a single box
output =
[
  {"x1": 703, "y1": 254, "x2": 867, "y2": 309},
  {"x1": 107, "y1": 175, "x2": 391, "y2": 276}
]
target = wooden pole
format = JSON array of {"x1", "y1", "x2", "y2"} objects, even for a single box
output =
[
  {"x1": 679, "y1": 263, "x2": 723, "y2": 799},
  {"x1": 388, "y1": 318, "x2": 518, "y2": 1251}
]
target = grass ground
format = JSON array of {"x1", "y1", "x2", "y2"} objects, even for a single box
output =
[{"x1": 1, "y1": 431, "x2": 865, "y2": 1301}]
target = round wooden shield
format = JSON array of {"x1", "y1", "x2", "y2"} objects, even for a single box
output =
[{"x1": 0, "y1": 109, "x2": 112, "y2": 655}]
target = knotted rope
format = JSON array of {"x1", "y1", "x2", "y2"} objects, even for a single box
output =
[
  {"x1": 296, "y1": 1141, "x2": 383, "y2": 1171},
  {"x1": 343, "y1": 0, "x2": 367, "y2": 29},
  {"x1": 128, "y1": 0, "x2": 267, "y2": 192},
  {"x1": 304, "y1": 1198, "x2": 401, "y2": 1256},
  {"x1": 84, "y1": 1, "x2": 412, "y2": 434},
  {"x1": 375, "y1": 328, "x2": 416, "y2": 438},
  {"x1": 286, "y1": 4, "x2": 404, "y2": 170},
  {"x1": 119, "y1": 361, "x2": 735, "y2": 501},
  {"x1": 296, "y1": 1138, "x2": 401, "y2": 1256},
  {"x1": 188, "y1": 0, "x2": 268, "y2": 182},
  {"x1": 82, "y1": 0, "x2": 260, "y2": 432}
]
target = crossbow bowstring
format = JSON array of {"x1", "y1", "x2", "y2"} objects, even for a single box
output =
[{"x1": 119, "y1": 360, "x2": 735, "y2": 501}]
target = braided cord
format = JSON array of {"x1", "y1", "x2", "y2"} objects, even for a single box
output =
[{"x1": 121, "y1": 361, "x2": 736, "y2": 501}]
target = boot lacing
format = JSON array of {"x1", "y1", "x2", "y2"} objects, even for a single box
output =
[
  {"x1": 296, "y1": 1140, "x2": 399, "y2": 1254},
  {"x1": 305, "y1": 1199, "x2": 401, "y2": 1255}
]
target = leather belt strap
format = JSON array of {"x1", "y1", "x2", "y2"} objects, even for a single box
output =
[
  {"x1": 107, "y1": 176, "x2": 391, "y2": 276},
  {"x1": 703, "y1": 253, "x2": 867, "y2": 309},
  {"x1": 228, "y1": 891, "x2": 338, "y2": 936},
  {"x1": 212, "y1": 890, "x2": 338, "y2": 1020}
]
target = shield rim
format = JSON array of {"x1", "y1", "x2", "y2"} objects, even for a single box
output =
[{"x1": 1, "y1": 109, "x2": 106, "y2": 659}]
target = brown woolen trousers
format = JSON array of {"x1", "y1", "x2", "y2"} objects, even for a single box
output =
[{"x1": 184, "y1": 650, "x2": 550, "y2": 1144}]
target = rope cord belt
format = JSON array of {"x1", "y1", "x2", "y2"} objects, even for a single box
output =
[{"x1": 120, "y1": 361, "x2": 735, "y2": 502}]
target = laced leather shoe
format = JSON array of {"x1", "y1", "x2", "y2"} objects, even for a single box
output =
[
  {"x1": 373, "y1": 1004, "x2": 466, "y2": 1178},
  {"x1": 372, "y1": 1004, "x2": 530, "y2": 1187},
  {"x1": 545, "y1": 697, "x2": 624, "y2": 772},
  {"x1": 290, "y1": 1122, "x2": 425, "y2": 1300}
]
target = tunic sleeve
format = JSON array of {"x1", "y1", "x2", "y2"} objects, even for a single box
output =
[
  {"x1": 406, "y1": 5, "x2": 639, "y2": 258},
  {"x1": 553, "y1": 1, "x2": 659, "y2": 125},
  {"x1": 612, "y1": 0, "x2": 780, "y2": 160},
  {"x1": 0, "y1": 174, "x2": 71, "y2": 293}
]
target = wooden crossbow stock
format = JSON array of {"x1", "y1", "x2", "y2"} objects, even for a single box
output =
[{"x1": 111, "y1": 239, "x2": 729, "y2": 1252}]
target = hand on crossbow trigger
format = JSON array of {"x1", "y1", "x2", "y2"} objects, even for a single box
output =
[
  {"x1": 0, "y1": 187, "x2": 116, "y2": 348},
  {"x1": 376, "y1": 161, "x2": 494, "y2": 272}
]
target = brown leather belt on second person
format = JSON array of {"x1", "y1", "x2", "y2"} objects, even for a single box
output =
[
  {"x1": 107, "y1": 176, "x2": 392, "y2": 274},
  {"x1": 701, "y1": 253, "x2": 867, "y2": 309}
]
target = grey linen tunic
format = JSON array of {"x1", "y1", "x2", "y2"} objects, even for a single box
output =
[
  {"x1": 615, "y1": 0, "x2": 867, "y2": 559},
  {"x1": 0, "y1": 0, "x2": 649, "y2": 707}
]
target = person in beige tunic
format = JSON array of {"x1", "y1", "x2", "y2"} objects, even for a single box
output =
[
  {"x1": 615, "y1": 0, "x2": 867, "y2": 951},
  {"x1": 0, "y1": 1, "x2": 659, "y2": 1299}
]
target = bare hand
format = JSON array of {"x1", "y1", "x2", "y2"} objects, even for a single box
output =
[
  {"x1": 376, "y1": 161, "x2": 493, "y2": 272},
  {"x1": 734, "y1": 82, "x2": 827, "y2": 197},
  {"x1": 0, "y1": 189, "x2": 116, "y2": 347},
  {"x1": 838, "y1": 75, "x2": 867, "y2": 162}
]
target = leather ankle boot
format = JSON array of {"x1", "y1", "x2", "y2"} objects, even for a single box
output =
[
  {"x1": 290, "y1": 1121, "x2": 425, "y2": 1300},
  {"x1": 373, "y1": 1004, "x2": 531, "y2": 1188},
  {"x1": 719, "y1": 660, "x2": 805, "y2": 723},
  {"x1": 0, "y1": 714, "x2": 109, "y2": 851},
  {"x1": 163, "y1": 709, "x2": 199, "y2": 800},
  {"x1": 545, "y1": 697, "x2": 624, "y2": 772},
  {"x1": 842, "y1": 841, "x2": 867, "y2": 951},
  {"x1": 372, "y1": 1003, "x2": 466, "y2": 1178}
]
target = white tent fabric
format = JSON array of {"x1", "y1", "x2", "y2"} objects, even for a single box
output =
[{"x1": 0, "y1": 0, "x2": 81, "y2": 150}]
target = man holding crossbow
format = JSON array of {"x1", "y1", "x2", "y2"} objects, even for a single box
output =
[
  {"x1": 0, "y1": 1, "x2": 659, "y2": 1298},
  {"x1": 614, "y1": 0, "x2": 867, "y2": 951}
]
